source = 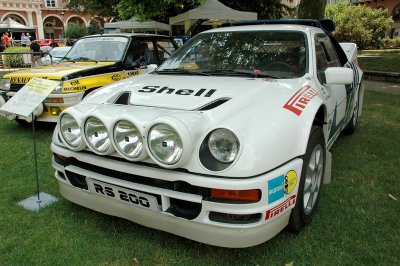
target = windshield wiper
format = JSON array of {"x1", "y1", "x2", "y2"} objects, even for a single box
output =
[
  {"x1": 73, "y1": 57, "x2": 98, "y2": 63},
  {"x1": 62, "y1": 57, "x2": 75, "y2": 63},
  {"x1": 203, "y1": 69, "x2": 282, "y2": 78},
  {"x1": 155, "y1": 68, "x2": 210, "y2": 76}
]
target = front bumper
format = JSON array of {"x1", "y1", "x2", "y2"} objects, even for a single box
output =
[
  {"x1": 51, "y1": 142, "x2": 303, "y2": 248},
  {"x1": 0, "y1": 91, "x2": 84, "y2": 122}
]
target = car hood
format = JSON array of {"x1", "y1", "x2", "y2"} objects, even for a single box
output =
[
  {"x1": 89, "y1": 74, "x2": 307, "y2": 111},
  {"x1": 5, "y1": 61, "x2": 115, "y2": 82}
]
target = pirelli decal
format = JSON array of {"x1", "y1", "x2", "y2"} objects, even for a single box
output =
[
  {"x1": 283, "y1": 85, "x2": 318, "y2": 116},
  {"x1": 265, "y1": 195, "x2": 297, "y2": 220}
]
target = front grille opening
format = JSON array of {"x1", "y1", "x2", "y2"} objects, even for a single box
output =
[
  {"x1": 65, "y1": 170, "x2": 88, "y2": 190},
  {"x1": 209, "y1": 212, "x2": 262, "y2": 224},
  {"x1": 57, "y1": 171, "x2": 66, "y2": 180},
  {"x1": 197, "y1": 98, "x2": 231, "y2": 111},
  {"x1": 167, "y1": 198, "x2": 201, "y2": 220}
]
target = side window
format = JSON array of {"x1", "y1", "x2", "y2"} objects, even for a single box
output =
[
  {"x1": 315, "y1": 42, "x2": 328, "y2": 84},
  {"x1": 315, "y1": 34, "x2": 340, "y2": 84},
  {"x1": 125, "y1": 40, "x2": 152, "y2": 68},
  {"x1": 155, "y1": 40, "x2": 176, "y2": 63},
  {"x1": 321, "y1": 39, "x2": 340, "y2": 67}
]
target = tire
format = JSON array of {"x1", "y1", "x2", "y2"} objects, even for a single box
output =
[
  {"x1": 343, "y1": 87, "x2": 360, "y2": 135},
  {"x1": 287, "y1": 126, "x2": 326, "y2": 232}
]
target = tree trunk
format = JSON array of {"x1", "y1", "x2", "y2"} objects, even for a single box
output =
[{"x1": 298, "y1": 0, "x2": 326, "y2": 20}]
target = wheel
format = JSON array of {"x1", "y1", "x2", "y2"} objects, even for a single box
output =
[
  {"x1": 287, "y1": 126, "x2": 326, "y2": 232},
  {"x1": 343, "y1": 87, "x2": 360, "y2": 135}
]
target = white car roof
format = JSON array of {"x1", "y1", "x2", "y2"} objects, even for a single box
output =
[{"x1": 202, "y1": 24, "x2": 321, "y2": 34}]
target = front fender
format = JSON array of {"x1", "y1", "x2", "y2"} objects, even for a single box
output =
[{"x1": 210, "y1": 89, "x2": 325, "y2": 177}]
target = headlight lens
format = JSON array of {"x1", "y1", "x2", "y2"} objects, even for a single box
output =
[
  {"x1": 0, "y1": 79, "x2": 11, "y2": 91},
  {"x1": 148, "y1": 124, "x2": 182, "y2": 165},
  {"x1": 51, "y1": 81, "x2": 63, "y2": 94},
  {"x1": 208, "y1": 129, "x2": 239, "y2": 163},
  {"x1": 113, "y1": 120, "x2": 143, "y2": 159},
  {"x1": 84, "y1": 117, "x2": 111, "y2": 153},
  {"x1": 60, "y1": 114, "x2": 81, "y2": 148}
]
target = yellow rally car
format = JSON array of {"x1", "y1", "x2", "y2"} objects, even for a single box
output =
[{"x1": 0, "y1": 34, "x2": 177, "y2": 123}]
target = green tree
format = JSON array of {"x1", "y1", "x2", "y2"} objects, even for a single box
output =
[
  {"x1": 298, "y1": 0, "x2": 326, "y2": 19},
  {"x1": 116, "y1": 0, "x2": 201, "y2": 22},
  {"x1": 325, "y1": 1, "x2": 393, "y2": 49},
  {"x1": 66, "y1": 0, "x2": 120, "y2": 18},
  {"x1": 64, "y1": 24, "x2": 88, "y2": 40},
  {"x1": 220, "y1": 0, "x2": 287, "y2": 19},
  {"x1": 66, "y1": 0, "x2": 287, "y2": 22}
]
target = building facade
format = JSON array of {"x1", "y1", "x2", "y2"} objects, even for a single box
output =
[{"x1": 0, "y1": 0, "x2": 104, "y2": 40}]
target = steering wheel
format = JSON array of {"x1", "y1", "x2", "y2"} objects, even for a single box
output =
[{"x1": 267, "y1": 62, "x2": 293, "y2": 72}]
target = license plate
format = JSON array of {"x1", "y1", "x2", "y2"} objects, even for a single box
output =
[{"x1": 87, "y1": 179, "x2": 159, "y2": 212}]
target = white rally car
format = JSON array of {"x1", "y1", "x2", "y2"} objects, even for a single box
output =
[{"x1": 51, "y1": 19, "x2": 363, "y2": 248}]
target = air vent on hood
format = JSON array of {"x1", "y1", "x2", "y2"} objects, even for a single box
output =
[
  {"x1": 197, "y1": 98, "x2": 231, "y2": 111},
  {"x1": 114, "y1": 92, "x2": 131, "y2": 105}
]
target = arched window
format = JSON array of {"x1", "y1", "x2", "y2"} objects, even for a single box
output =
[{"x1": 393, "y1": 5, "x2": 400, "y2": 20}]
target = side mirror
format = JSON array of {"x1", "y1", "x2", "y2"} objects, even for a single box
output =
[{"x1": 325, "y1": 67, "x2": 354, "y2": 85}]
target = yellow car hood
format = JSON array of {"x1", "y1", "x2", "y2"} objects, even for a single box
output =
[{"x1": 5, "y1": 62, "x2": 115, "y2": 82}]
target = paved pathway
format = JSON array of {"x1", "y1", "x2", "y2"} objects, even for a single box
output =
[{"x1": 364, "y1": 80, "x2": 400, "y2": 96}]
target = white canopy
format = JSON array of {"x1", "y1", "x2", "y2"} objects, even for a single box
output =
[
  {"x1": 0, "y1": 17, "x2": 34, "y2": 33},
  {"x1": 104, "y1": 17, "x2": 171, "y2": 35},
  {"x1": 169, "y1": 0, "x2": 257, "y2": 31}
]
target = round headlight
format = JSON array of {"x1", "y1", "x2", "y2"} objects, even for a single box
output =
[
  {"x1": 113, "y1": 120, "x2": 143, "y2": 159},
  {"x1": 148, "y1": 124, "x2": 182, "y2": 165},
  {"x1": 208, "y1": 129, "x2": 239, "y2": 163},
  {"x1": 0, "y1": 79, "x2": 11, "y2": 91},
  {"x1": 84, "y1": 117, "x2": 111, "y2": 153},
  {"x1": 60, "y1": 113, "x2": 81, "y2": 148}
]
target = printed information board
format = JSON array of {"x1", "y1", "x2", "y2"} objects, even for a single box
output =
[{"x1": 0, "y1": 78, "x2": 59, "y2": 117}]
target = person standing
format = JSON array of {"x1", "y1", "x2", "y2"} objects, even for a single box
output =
[
  {"x1": 26, "y1": 33, "x2": 32, "y2": 46},
  {"x1": 65, "y1": 37, "x2": 74, "y2": 46},
  {"x1": 21, "y1": 33, "x2": 27, "y2": 47},
  {"x1": 2, "y1": 33, "x2": 10, "y2": 47},
  {"x1": 30, "y1": 40, "x2": 42, "y2": 68},
  {"x1": 50, "y1": 38, "x2": 59, "y2": 48}
]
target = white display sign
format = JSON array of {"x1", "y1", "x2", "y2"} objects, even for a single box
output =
[{"x1": 0, "y1": 78, "x2": 59, "y2": 117}]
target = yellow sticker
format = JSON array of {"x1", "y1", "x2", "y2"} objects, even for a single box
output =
[{"x1": 284, "y1": 170, "x2": 297, "y2": 195}]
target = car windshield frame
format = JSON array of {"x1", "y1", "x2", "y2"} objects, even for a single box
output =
[
  {"x1": 157, "y1": 30, "x2": 308, "y2": 79},
  {"x1": 64, "y1": 36, "x2": 129, "y2": 62}
]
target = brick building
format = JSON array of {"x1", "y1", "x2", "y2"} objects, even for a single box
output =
[{"x1": 0, "y1": 0, "x2": 104, "y2": 40}]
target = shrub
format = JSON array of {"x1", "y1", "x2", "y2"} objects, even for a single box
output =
[
  {"x1": 2, "y1": 46, "x2": 30, "y2": 68},
  {"x1": 325, "y1": 0, "x2": 393, "y2": 49},
  {"x1": 64, "y1": 23, "x2": 88, "y2": 40},
  {"x1": 379, "y1": 37, "x2": 400, "y2": 49}
]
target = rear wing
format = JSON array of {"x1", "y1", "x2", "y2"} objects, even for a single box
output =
[{"x1": 339, "y1": 43, "x2": 358, "y2": 62}]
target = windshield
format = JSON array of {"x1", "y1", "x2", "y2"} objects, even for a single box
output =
[
  {"x1": 50, "y1": 47, "x2": 71, "y2": 58},
  {"x1": 158, "y1": 30, "x2": 307, "y2": 78},
  {"x1": 65, "y1": 36, "x2": 129, "y2": 62}
]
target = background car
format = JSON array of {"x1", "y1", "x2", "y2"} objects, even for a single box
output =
[
  {"x1": 41, "y1": 46, "x2": 71, "y2": 65},
  {"x1": 0, "y1": 33, "x2": 178, "y2": 123}
]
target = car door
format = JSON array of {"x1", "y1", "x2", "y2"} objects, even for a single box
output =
[{"x1": 313, "y1": 33, "x2": 347, "y2": 143}]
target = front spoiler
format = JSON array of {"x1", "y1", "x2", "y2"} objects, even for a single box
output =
[{"x1": 58, "y1": 180, "x2": 290, "y2": 248}]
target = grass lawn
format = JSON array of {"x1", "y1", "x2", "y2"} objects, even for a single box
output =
[
  {"x1": 0, "y1": 91, "x2": 399, "y2": 265},
  {"x1": 358, "y1": 49, "x2": 400, "y2": 73}
]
